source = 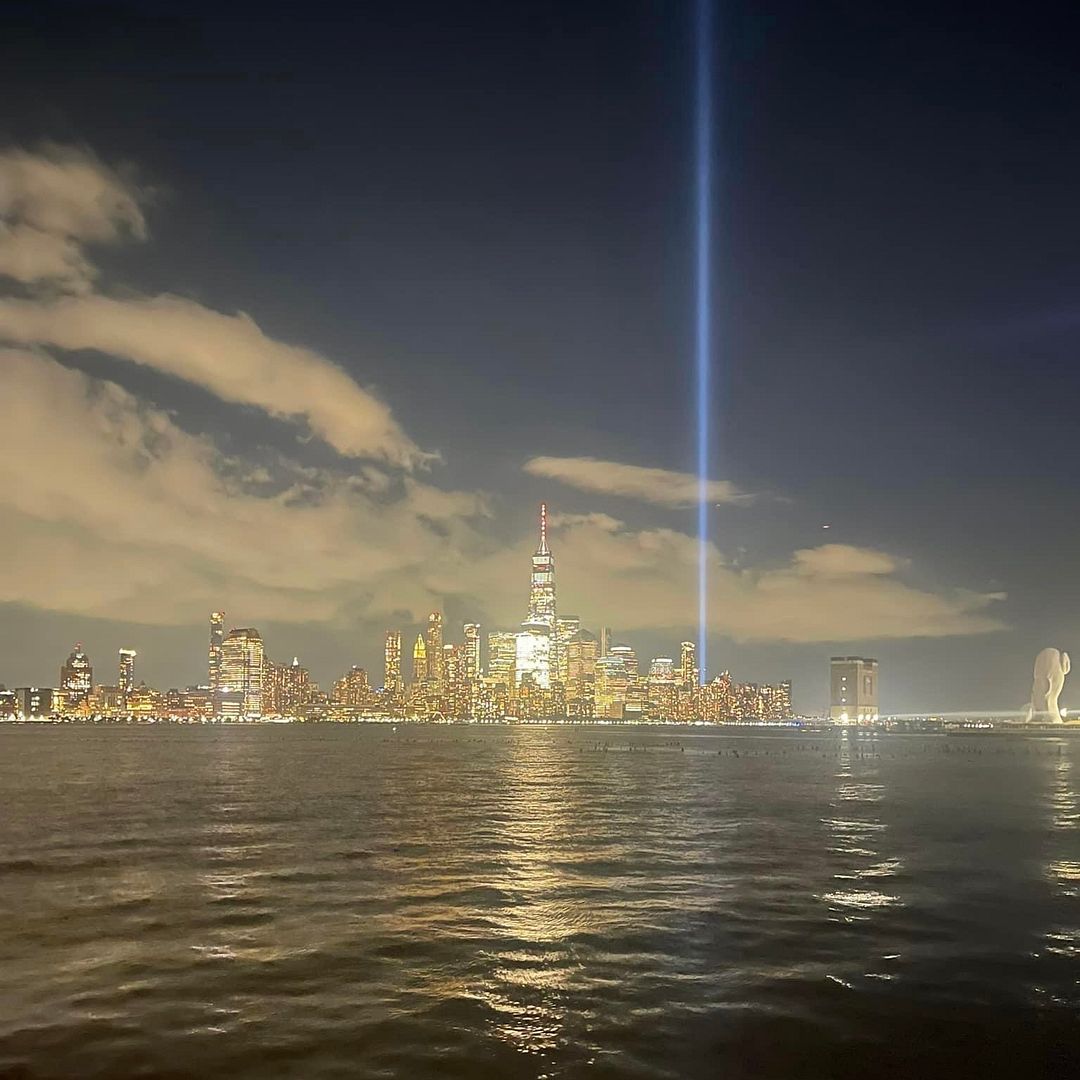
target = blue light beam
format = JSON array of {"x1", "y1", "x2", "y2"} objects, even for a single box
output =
[{"x1": 695, "y1": 0, "x2": 713, "y2": 684}]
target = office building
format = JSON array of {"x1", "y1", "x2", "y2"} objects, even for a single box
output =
[
  {"x1": 59, "y1": 644, "x2": 92, "y2": 705},
  {"x1": 426, "y1": 612, "x2": 444, "y2": 688},
  {"x1": 219, "y1": 628, "x2": 265, "y2": 719},
  {"x1": 118, "y1": 648, "x2": 136, "y2": 699},
  {"x1": 830, "y1": 657, "x2": 878, "y2": 722},
  {"x1": 384, "y1": 631, "x2": 403, "y2": 695},
  {"x1": 463, "y1": 623, "x2": 481, "y2": 683}
]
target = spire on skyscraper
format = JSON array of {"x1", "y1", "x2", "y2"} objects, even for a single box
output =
[{"x1": 537, "y1": 502, "x2": 550, "y2": 555}]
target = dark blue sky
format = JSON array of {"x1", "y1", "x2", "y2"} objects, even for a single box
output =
[{"x1": 2, "y1": 0, "x2": 1079, "y2": 711}]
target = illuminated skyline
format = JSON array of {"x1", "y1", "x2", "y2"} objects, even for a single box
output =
[{"x1": 2, "y1": 3, "x2": 1078, "y2": 714}]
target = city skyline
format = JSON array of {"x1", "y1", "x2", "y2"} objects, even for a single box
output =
[
  {"x1": 1, "y1": 502, "x2": 795, "y2": 722},
  {"x1": 2, "y1": 3, "x2": 1079, "y2": 713}
]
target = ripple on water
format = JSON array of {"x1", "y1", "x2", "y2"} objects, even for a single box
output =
[{"x1": 1, "y1": 725, "x2": 1079, "y2": 1080}]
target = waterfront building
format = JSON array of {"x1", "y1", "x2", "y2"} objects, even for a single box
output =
[
  {"x1": 830, "y1": 657, "x2": 878, "y2": 722},
  {"x1": 265, "y1": 656, "x2": 316, "y2": 716},
  {"x1": 594, "y1": 656, "x2": 628, "y2": 719},
  {"x1": 647, "y1": 657, "x2": 678, "y2": 722},
  {"x1": 16, "y1": 687, "x2": 54, "y2": 718},
  {"x1": 59, "y1": 644, "x2": 93, "y2": 705},
  {"x1": 463, "y1": 623, "x2": 481, "y2": 683},
  {"x1": 515, "y1": 621, "x2": 552, "y2": 689},
  {"x1": 426, "y1": 612, "x2": 444, "y2": 689},
  {"x1": 126, "y1": 684, "x2": 165, "y2": 716},
  {"x1": 679, "y1": 641, "x2": 698, "y2": 688},
  {"x1": 411, "y1": 633, "x2": 427, "y2": 686},
  {"x1": 760, "y1": 680, "x2": 794, "y2": 721},
  {"x1": 332, "y1": 665, "x2": 370, "y2": 710},
  {"x1": 219, "y1": 628, "x2": 265, "y2": 719},
  {"x1": 553, "y1": 615, "x2": 580, "y2": 687},
  {"x1": 528, "y1": 503, "x2": 556, "y2": 627},
  {"x1": 566, "y1": 630, "x2": 600, "y2": 717},
  {"x1": 487, "y1": 632, "x2": 516, "y2": 690},
  {"x1": 384, "y1": 631, "x2": 403, "y2": 696},
  {"x1": 208, "y1": 611, "x2": 225, "y2": 709},
  {"x1": 89, "y1": 684, "x2": 124, "y2": 713},
  {"x1": 118, "y1": 648, "x2": 136, "y2": 701}
]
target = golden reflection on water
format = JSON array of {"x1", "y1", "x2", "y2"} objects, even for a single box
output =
[
  {"x1": 1041, "y1": 743, "x2": 1080, "y2": 991},
  {"x1": 473, "y1": 735, "x2": 594, "y2": 1059},
  {"x1": 821, "y1": 731, "x2": 902, "y2": 924}
]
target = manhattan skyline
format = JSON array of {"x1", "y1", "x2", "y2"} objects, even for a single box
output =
[{"x1": 2, "y1": 2, "x2": 1079, "y2": 712}]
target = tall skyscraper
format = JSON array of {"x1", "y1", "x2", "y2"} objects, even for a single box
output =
[
  {"x1": 463, "y1": 623, "x2": 481, "y2": 682},
  {"x1": 118, "y1": 648, "x2": 137, "y2": 698},
  {"x1": 515, "y1": 624, "x2": 551, "y2": 689},
  {"x1": 528, "y1": 503, "x2": 556, "y2": 627},
  {"x1": 516, "y1": 504, "x2": 557, "y2": 689},
  {"x1": 679, "y1": 641, "x2": 698, "y2": 688},
  {"x1": 426, "y1": 612, "x2": 444, "y2": 687},
  {"x1": 384, "y1": 631, "x2": 403, "y2": 695},
  {"x1": 209, "y1": 611, "x2": 225, "y2": 691},
  {"x1": 647, "y1": 657, "x2": 677, "y2": 721},
  {"x1": 219, "y1": 628, "x2": 264, "y2": 719},
  {"x1": 554, "y1": 615, "x2": 580, "y2": 686},
  {"x1": 59, "y1": 643, "x2": 93, "y2": 705},
  {"x1": 830, "y1": 657, "x2": 878, "y2": 722},
  {"x1": 412, "y1": 633, "x2": 427, "y2": 685},
  {"x1": 487, "y1": 631, "x2": 516, "y2": 688}
]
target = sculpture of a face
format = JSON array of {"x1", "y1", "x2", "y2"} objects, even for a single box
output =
[{"x1": 1029, "y1": 648, "x2": 1070, "y2": 723}]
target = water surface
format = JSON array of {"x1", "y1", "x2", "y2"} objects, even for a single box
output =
[{"x1": 1, "y1": 724, "x2": 1077, "y2": 1078}]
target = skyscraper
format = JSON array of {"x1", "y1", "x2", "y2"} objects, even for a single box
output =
[
  {"x1": 830, "y1": 657, "x2": 878, "y2": 722},
  {"x1": 209, "y1": 610, "x2": 225, "y2": 692},
  {"x1": 426, "y1": 612, "x2": 444, "y2": 687},
  {"x1": 412, "y1": 633, "x2": 427, "y2": 685},
  {"x1": 219, "y1": 628, "x2": 264, "y2": 719},
  {"x1": 515, "y1": 623, "x2": 551, "y2": 689},
  {"x1": 384, "y1": 631, "x2": 403, "y2": 695},
  {"x1": 463, "y1": 623, "x2": 481, "y2": 682},
  {"x1": 528, "y1": 503, "x2": 556, "y2": 627},
  {"x1": 680, "y1": 641, "x2": 698, "y2": 688},
  {"x1": 118, "y1": 648, "x2": 136, "y2": 699},
  {"x1": 554, "y1": 614, "x2": 580, "y2": 686},
  {"x1": 516, "y1": 503, "x2": 557, "y2": 688},
  {"x1": 487, "y1": 631, "x2": 516, "y2": 688},
  {"x1": 59, "y1": 644, "x2": 93, "y2": 705}
]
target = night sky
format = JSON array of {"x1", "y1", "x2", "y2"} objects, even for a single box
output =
[{"x1": 2, "y1": 0, "x2": 1079, "y2": 712}]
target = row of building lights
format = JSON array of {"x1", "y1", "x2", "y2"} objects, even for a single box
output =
[{"x1": 2, "y1": 505, "x2": 802, "y2": 723}]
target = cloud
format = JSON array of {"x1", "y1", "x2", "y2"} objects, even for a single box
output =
[
  {"x1": 0, "y1": 349, "x2": 1002, "y2": 646},
  {"x1": 0, "y1": 348, "x2": 478, "y2": 625},
  {"x1": 494, "y1": 515, "x2": 1002, "y2": 643},
  {"x1": 791, "y1": 544, "x2": 901, "y2": 578},
  {"x1": 0, "y1": 144, "x2": 1007, "y2": 652},
  {"x1": 0, "y1": 145, "x2": 146, "y2": 290},
  {"x1": 523, "y1": 456, "x2": 751, "y2": 507},
  {"x1": 0, "y1": 224, "x2": 97, "y2": 292},
  {"x1": 0, "y1": 293, "x2": 430, "y2": 466},
  {"x1": 0, "y1": 144, "x2": 428, "y2": 466}
]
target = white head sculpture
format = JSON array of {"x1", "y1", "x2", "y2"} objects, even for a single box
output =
[{"x1": 1028, "y1": 647, "x2": 1071, "y2": 723}]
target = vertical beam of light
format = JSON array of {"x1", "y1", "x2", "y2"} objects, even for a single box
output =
[{"x1": 695, "y1": 0, "x2": 713, "y2": 684}]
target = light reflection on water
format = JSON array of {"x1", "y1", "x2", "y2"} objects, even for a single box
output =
[{"x1": 1, "y1": 724, "x2": 1079, "y2": 1079}]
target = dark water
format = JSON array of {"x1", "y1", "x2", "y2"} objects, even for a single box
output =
[{"x1": 1, "y1": 725, "x2": 1078, "y2": 1079}]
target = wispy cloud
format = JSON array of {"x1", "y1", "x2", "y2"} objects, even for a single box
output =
[
  {"x1": 0, "y1": 144, "x2": 429, "y2": 467},
  {"x1": 523, "y1": 456, "x2": 751, "y2": 508},
  {"x1": 0, "y1": 143, "x2": 1008, "y2": 647},
  {"x1": 0, "y1": 293, "x2": 431, "y2": 467},
  {"x1": 0, "y1": 145, "x2": 146, "y2": 291},
  {"x1": 0, "y1": 348, "x2": 479, "y2": 624}
]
